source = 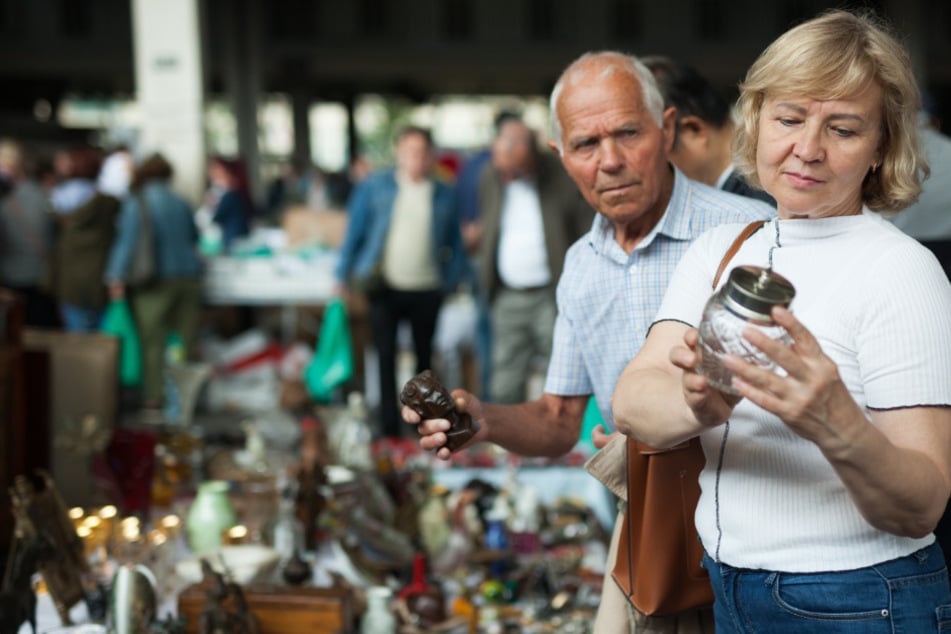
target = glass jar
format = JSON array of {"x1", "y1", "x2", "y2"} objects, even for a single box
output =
[{"x1": 698, "y1": 265, "x2": 796, "y2": 395}]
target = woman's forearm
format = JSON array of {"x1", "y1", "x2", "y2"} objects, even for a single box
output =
[
  {"x1": 612, "y1": 365, "x2": 705, "y2": 448},
  {"x1": 820, "y1": 406, "x2": 951, "y2": 538}
]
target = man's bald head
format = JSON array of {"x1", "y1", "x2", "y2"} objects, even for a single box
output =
[{"x1": 549, "y1": 51, "x2": 666, "y2": 152}]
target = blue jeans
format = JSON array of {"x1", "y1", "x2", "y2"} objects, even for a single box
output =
[
  {"x1": 61, "y1": 303, "x2": 103, "y2": 332},
  {"x1": 703, "y1": 542, "x2": 951, "y2": 632}
]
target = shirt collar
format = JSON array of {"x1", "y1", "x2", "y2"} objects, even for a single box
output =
[
  {"x1": 586, "y1": 165, "x2": 694, "y2": 258},
  {"x1": 715, "y1": 164, "x2": 736, "y2": 190}
]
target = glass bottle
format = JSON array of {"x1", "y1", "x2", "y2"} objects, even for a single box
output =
[
  {"x1": 398, "y1": 552, "x2": 446, "y2": 627},
  {"x1": 698, "y1": 265, "x2": 796, "y2": 395},
  {"x1": 269, "y1": 491, "x2": 305, "y2": 563},
  {"x1": 362, "y1": 586, "x2": 397, "y2": 634}
]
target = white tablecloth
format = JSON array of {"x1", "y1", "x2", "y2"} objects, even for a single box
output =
[
  {"x1": 203, "y1": 251, "x2": 338, "y2": 307},
  {"x1": 431, "y1": 465, "x2": 616, "y2": 531}
]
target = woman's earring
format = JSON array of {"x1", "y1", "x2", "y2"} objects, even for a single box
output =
[{"x1": 871, "y1": 162, "x2": 879, "y2": 174}]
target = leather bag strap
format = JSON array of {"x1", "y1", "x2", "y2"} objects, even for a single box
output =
[{"x1": 712, "y1": 220, "x2": 766, "y2": 289}]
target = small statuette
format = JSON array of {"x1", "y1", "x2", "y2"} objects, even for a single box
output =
[{"x1": 400, "y1": 370, "x2": 480, "y2": 452}]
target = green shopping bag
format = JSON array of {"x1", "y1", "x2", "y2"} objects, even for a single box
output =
[
  {"x1": 101, "y1": 297, "x2": 143, "y2": 387},
  {"x1": 304, "y1": 298, "x2": 354, "y2": 402}
]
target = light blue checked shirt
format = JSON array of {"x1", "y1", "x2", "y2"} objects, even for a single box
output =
[{"x1": 544, "y1": 167, "x2": 774, "y2": 430}]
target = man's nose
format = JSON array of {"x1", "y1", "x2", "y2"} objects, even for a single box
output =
[{"x1": 599, "y1": 139, "x2": 623, "y2": 171}]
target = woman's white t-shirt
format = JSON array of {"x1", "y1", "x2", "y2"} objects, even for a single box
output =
[{"x1": 654, "y1": 209, "x2": 951, "y2": 572}]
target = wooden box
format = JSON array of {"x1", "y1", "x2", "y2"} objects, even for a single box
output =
[
  {"x1": 22, "y1": 328, "x2": 119, "y2": 507},
  {"x1": 177, "y1": 583, "x2": 353, "y2": 634}
]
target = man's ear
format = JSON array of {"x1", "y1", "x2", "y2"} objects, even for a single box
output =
[
  {"x1": 661, "y1": 106, "x2": 678, "y2": 154},
  {"x1": 547, "y1": 139, "x2": 561, "y2": 157},
  {"x1": 677, "y1": 115, "x2": 707, "y2": 139}
]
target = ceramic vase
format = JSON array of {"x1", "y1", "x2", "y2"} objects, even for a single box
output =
[
  {"x1": 186, "y1": 480, "x2": 237, "y2": 554},
  {"x1": 362, "y1": 586, "x2": 396, "y2": 634}
]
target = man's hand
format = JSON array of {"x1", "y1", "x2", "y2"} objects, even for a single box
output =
[
  {"x1": 462, "y1": 222, "x2": 482, "y2": 253},
  {"x1": 591, "y1": 424, "x2": 617, "y2": 450},
  {"x1": 402, "y1": 389, "x2": 487, "y2": 460},
  {"x1": 108, "y1": 281, "x2": 125, "y2": 300}
]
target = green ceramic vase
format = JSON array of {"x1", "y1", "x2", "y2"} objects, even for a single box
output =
[{"x1": 186, "y1": 480, "x2": 237, "y2": 554}]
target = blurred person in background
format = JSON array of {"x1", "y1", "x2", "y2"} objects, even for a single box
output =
[
  {"x1": 105, "y1": 153, "x2": 203, "y2": 413},
  {"x1": 336, "y1": 126, "x2": 467, "y2": 438},
  {"x1": 97, "y1": 145, "x2": 134, "y2": 201},
  {"x1": 265, "y1": 153, "x2": 329, "y2": 216},
  {"x1": 889, "y1": 106, "x2": 951, "y2": 279},
  {"x1": 644, "y1": 55, "x2": 775, "y2": 206},
  {"x1": 0, "y1": 140, "x2": 59, "y2": 327},
  {"x1": 50, "y1": 144, "x2": 100, "y2": 216},
  {"x1": 46, "y1": 144, "x2": 120, "y2": 331},
  {"x1": 454, "y1": 110, "x2": 522, "y2": 399},
  {"x1": 478, "y1": 114, "x2": 593, "y2": 403},
  {"x1": 206, "y1": 155, "x2": 253, "y2": 252}
]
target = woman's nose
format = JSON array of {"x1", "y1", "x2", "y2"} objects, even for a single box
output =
[{"x1": 793, "y1": 125, "x2": 825, "y2": 163}]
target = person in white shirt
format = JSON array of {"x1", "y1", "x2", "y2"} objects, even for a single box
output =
[
  {"x1": 613, "y1": 10, "x2": 951, "y2": 632},
  {"x1": 477, "y1": 115, "x2": 592, "y2": 403}
]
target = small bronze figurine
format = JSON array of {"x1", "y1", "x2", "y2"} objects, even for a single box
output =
[
  {"x1": 0, "y1": 532, "x2": 51, "y2": 634},
  {"x1": 294, "y1": 416, "x2": 328, "y2": 551},
  {"x1": 7, "y1": 472, "x2": 92, "y2": 627},
  {"x1": 198, "y1": 560, "x2": 259, "y2": 634},
  {"x1": 400, "y1": 370, "x2": 480, "y2": 452}
]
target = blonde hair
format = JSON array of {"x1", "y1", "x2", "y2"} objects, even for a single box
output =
[{"x1": 734, "y1": 10, "x2": 927, "y2": 212}]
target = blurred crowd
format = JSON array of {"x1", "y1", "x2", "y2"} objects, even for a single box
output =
[
  {"x1": 2, "y1": 52, "x2": 950, "y2": 436},
  {"x1": 0, "y1": 141, "x2": 355, "y2": 418}
]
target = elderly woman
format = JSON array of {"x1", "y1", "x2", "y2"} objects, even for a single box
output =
[{"x1": 612, "y1": 10, "x2": 951, "y2": 632}]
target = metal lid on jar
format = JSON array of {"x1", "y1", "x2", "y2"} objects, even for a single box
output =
[{"x1": 721, "y1": 265, "x2": 796, "y2": 322}]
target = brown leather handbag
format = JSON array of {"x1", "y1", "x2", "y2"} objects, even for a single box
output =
[
  {"x1": 611, "y1": 220, "x2": 765, "y2": 616},
  {"x1": 611, "y1": 437, "x2": 711, "y2": 616}
]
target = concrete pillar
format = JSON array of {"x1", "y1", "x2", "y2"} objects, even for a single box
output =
[
  {"x1": 291, "y1": 87, "x2": 312, "y2": 163},
  {"x1": 344, "y1": 93, "x2": 358, "y2": 168},
  {"x1": 221, "y1": 0, "x2": 264, "y2": 206},
  {"x1": 131, "y1": 0, "x2": 206, "y2": 205}
]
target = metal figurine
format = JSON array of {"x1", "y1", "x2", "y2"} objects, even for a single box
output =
[
  {"x1": 198, "y1": 559, "x2": 259, "y2": 634},
  {"x1": 6, "y1": 471, "x2": 92, "y2": 627},
  {"x1": 0, "y1": 530, "x2": 53, "y2": 633},
  {"x1": 400, "y1": 370, "x2": 480, "y2": 452}
]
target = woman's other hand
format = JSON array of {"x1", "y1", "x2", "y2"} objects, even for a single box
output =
[
  {"x1": 724, "y1": 306, "x2": 860, "y2": 449},
  {"x1": 670, "y1": 327, "x2": 742, "y2": 429}
]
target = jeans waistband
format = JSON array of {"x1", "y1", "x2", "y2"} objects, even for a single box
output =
[{"x1": 709, "y1": 541, "x2": 945, "y2": 577}]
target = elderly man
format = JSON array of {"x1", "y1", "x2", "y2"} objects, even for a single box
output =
[
  {"x1": 478, "y1": 114, "x2": 593, "y2": 403},
  {"x1": 404, "y1": 52, "x2": 773, "y2": 633}
]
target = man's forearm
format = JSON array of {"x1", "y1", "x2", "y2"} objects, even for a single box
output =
[{"x1": 482, "y1": 395, "x2": 585, "y2": 458}]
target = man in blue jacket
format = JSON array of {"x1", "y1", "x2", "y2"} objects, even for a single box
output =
[{"x1": 336, "y1": 126, "x2": 466, "y2": 437}]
